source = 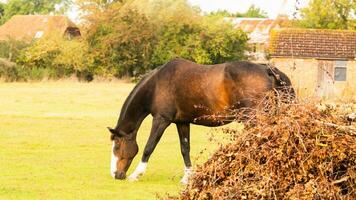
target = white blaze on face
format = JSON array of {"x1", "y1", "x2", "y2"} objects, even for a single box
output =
[{"x1": 110, "y1": 142, "x2": 119, "y2": 178}]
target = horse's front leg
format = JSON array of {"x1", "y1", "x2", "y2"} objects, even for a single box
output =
[
  {"x1": 128, "y1": 115, "x2": 170, "y2": 181},
  {"x1": 176, "y1": 123, "x2": 192, "y2": 184}
]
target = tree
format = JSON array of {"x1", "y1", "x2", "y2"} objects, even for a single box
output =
[
  {"x1": 197, "y1": 21, "x2": 248, "y2": 64},
  {"x1": 132, "y1": 0, "x2": 248, "y2": 65},
  {"x1": 207, "y1": 5, "x2": 268, "y2": 18},
  {"x1": 0, "y1": 3, "x2": 5, "y2": 19},
  {"x1": 79, "y1": 0, "x2": 249, "y2": 77},
  {"x1": 298, "y1": 0, "x2": 355, "y2": 29},
  {"x1": 206, "y1": 9, "x2": 232, "y2": 18},
  {"x1": 1, "y1": 0, "x2": 71, "y2": 24},
  {"x1": 84, "y1": 2, "x2": 156, "y2": 77},
  {"x1": 234, "y1": 5, "x2": 268, "y2": 18}
]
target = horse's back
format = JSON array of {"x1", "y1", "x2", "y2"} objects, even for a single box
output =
[
  {"x1": 163, "y1": 59, "x2": 273, "y2": 101},
  {"x1": 150, "y1": 59, "x2": 271, "y2": 123}
]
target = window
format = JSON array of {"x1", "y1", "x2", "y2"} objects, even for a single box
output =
[
  {"x1": 334, "y1": 61, "x2": 347, "y2": 81},
  {"x1": 34, "y1": 31, "x2": 44, "y2": 39}
]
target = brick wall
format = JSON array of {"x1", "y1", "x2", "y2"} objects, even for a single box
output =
[{"x1": 271, "y1": 58, "x2": 356, "y2": 99}]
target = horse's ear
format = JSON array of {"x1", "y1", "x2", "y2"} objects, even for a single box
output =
[{"x1": 107, "y1": 127, "x2": 124, "y2": 137}]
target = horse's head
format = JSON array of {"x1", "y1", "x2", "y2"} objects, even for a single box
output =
[
  {"x1": 267, "y1": 66, "x2": 296, "y2": 100},
  {"x1": 108, "y1": 127, "x2": 138, "y2": 180}
]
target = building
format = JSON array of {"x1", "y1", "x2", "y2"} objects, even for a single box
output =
[
  {"x1": 269, "y1": 29, "x2": 356, "y2": 98},
  {"x1": 229, "y1": 17, "x2": 288, "y2": 63},
  {"x1": 0, "y1": 15, "x2": 81, "y2": 42}
]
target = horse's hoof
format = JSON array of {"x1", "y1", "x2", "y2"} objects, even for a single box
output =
[
  {"x1": 181, "y1": 167, "x2": 192, "y2": 184},
  {"x1": 180, "y1": 177, "x2": 189, "y2": 185}
]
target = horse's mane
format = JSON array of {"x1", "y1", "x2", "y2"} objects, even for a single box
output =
[{"x1": 118, "y1": 66, "x2": 163, "y2": 122}]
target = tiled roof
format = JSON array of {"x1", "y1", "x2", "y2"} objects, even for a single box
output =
[
  {"x1": 269, "y1": 29, "x2": 356, "y2": 59},
  {"x1": 229, "y1": 18, "x2": 285, "y2": 43},
  {"x1": 0, "y1": 15, "x2": 81, "y2": 42}
]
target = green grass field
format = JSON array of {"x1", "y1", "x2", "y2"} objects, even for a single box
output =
[{"x1": 0, "y1": 82, "x2": 233, "y2": 200}]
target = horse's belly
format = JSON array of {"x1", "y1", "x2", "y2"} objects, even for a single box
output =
[
  {"x1": 191, "y1": 116, "x2": 234, "y2": 127},
  {"x1": 173, "y1": 100, "x2": 234, "y2": 126}
]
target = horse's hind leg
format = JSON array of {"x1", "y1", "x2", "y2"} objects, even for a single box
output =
[
  {"x1": 128, "y1": 115, "x2": 170, "y2": 181},
  {"x1": 176, "y1": 123, "x2": 192, "y2": 184}
]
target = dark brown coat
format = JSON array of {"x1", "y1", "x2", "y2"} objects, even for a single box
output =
[{"x1": 109, "y1": 58, "x2": 294, "y2": 180}]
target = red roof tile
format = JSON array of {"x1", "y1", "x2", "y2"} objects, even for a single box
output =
[
  {"x1": 0, "y1": 15, "x2": 81, "y2": 42},
  {"x1": 269, "y1": 29, "x2": 356, "y2": 59}
]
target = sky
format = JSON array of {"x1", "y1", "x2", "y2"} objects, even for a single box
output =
[
  {"x1": 0, "y1": 0, "x2": 311, "y2": 21},
  {"x1": 66, "y1": 0, "x2": 310, "y2": 22},
  {"x1": 187, "y1": 0, "x2": 310, "y2": 18}
]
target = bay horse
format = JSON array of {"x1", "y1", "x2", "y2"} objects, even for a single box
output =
[{"x1": 108, "y1": 58, "x2": 294, "y2": 184}]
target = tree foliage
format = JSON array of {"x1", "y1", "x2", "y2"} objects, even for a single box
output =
[
  {"x1": 298, "y1": 0, "x2": 356, "y2": 30},
  {"x1": 0, "y1": 39, "x2": 28, "y2": 61},
  {"x1": 198, "y1": 22, "x2": 248, "y2": 64},
  {"x1": 0, "y1": 3, "x2": 5, "y2": 19},
  {"x1": 80, "y1": 0, "x2": 248, "y2": 77},
  {"x1": 235, "y1": 5, "x2": 268, "y2": 18},
  {"x1": 16, "y1": 33, "x2": 92, "y2": 79},
  {"x1": 207, "y1": 5, "x2": 268, "y2": 18},
  {"x1": 0, "y1": 0, "x2": 71, "y2": 24},
  {"x1": 4, "y1": 0, "x2": 249, "y2": 81},
  {"x1": 85, "y1": 3, "x2": 155, "y2": 76}
]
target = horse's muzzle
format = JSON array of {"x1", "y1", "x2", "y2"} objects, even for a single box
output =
[{"x1": 114, "y1": 171, "x2": 126, "y2": 180}]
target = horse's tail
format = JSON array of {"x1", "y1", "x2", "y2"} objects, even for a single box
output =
[{"x1": 265, "y1": 64, "x2": 296, "y2": 100}]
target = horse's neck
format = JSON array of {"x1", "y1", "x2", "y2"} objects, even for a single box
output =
[{"x1": 115, "y1": 78, "x2": 152, "y2": 136}]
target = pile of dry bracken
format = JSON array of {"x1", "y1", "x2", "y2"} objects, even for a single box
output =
[{"x1": 180, "y1": 98, "x2": 355, "y2": 199}]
